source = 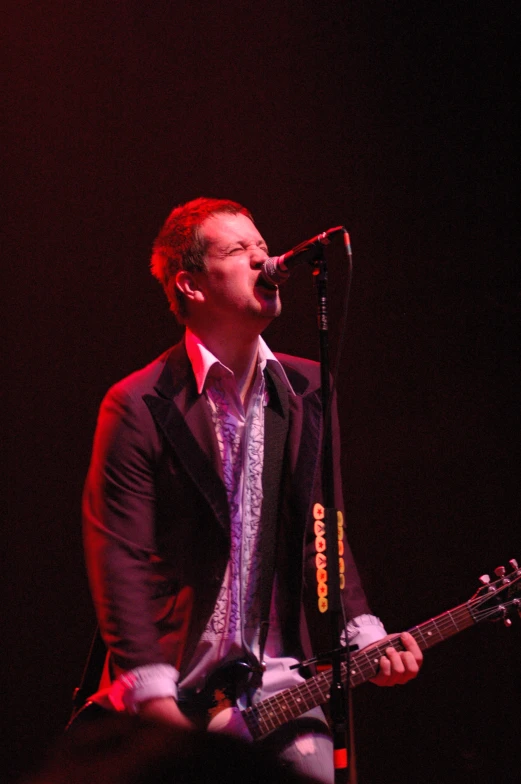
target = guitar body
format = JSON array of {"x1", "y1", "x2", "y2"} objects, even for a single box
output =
[{"x1": 179, "y1": 659, "x2": 253, "y2": 730}]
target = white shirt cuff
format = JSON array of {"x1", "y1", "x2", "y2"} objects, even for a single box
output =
[
  {"x1": 344, "y1": 613, "x2": 387, "y2": 650},
  {"x1": 109, "y1": 664, "x2": 180, "y2": 713}
]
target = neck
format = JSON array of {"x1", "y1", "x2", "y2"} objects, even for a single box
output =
[{"x1": 188, "y1": 325, "x2": 260, "y2": 404}]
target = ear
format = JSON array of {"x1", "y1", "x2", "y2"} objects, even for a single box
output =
[{"x1": 175, "y1": 270, "x2": 205, "y2": 304}]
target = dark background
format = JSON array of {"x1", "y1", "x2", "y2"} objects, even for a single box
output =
[{"x1": 4, "y1": 2, "x2": 520, "y2": 782}]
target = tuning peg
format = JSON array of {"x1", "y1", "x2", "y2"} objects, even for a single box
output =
[
  {"x1": 494, "y1": 566, "x2": 506, "y2": 578},
  {"x1": 479, "y1": 574, "x2": 491, "y2": 585},
  {"x1": 504, "y1": 617, "x2": 513, "y2": 628},
  {"x1": 509, "y1": 558, "x2": 519, "y2": 571}
]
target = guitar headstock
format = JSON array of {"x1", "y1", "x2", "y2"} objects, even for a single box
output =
[{"x1": 471, "y1": 558, "x2": 521, "y2": 626}]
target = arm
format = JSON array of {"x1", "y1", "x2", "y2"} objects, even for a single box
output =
[
  {"x1": 83, "y1": 384, "x2": 191, "y2": 725},
  {"x1": 137, "y1": 697, "x2": 193, "y2": 728},
  {"x1": 83, "y1": 384, "x2": 162, "y2": 671}
]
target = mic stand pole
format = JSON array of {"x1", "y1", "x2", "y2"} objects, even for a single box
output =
[{"x1": 313, "y1": 249, "x2": 352, "y2": 784}]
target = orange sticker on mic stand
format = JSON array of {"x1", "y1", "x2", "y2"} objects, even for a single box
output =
[
  {"x1": 315, "y1": 535, "x2": 326, "y2": 553},
  {"x1": 317, "y1": 582, "x2": 328, "y2": 598},
  {"x1": 314, "y1": 519, "x2": 325, "y2": 537}
]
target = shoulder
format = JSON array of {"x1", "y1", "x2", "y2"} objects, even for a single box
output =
[
  {"x1": 105, "y1": 341, "x2": 187, "y2": 404},
  {"x1": 273, "y1": 352, "x2": 321, "y2": 395}
]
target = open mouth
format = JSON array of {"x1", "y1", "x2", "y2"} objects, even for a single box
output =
[{"x1": 255, "y1": 274, "x2": 279, "y2": 292}]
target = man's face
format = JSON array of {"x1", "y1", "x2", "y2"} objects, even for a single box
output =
[{"x1": 192, "y1": 212, "x2": 282, "y2": 331}]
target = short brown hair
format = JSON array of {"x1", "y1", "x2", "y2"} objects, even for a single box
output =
[{"x1": 150, "y1": 197, "x2": 252, "y2": 322}]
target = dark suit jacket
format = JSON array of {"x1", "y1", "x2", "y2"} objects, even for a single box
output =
[{"x1": 83, "y1": 340, "x2": 371, "y2": 684}]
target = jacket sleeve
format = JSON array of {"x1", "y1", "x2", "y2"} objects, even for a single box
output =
[{"x1": 83, "y1": 383, "x2": 165, "y2": 675}]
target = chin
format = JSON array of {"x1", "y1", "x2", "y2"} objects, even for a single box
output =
[{"x1": 260, "y1": 303, "x2": 281, "y2": 320}]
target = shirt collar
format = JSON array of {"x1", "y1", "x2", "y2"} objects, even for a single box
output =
[{"x1": 185, "y1": 328, "x2": 295, "y2": 397}]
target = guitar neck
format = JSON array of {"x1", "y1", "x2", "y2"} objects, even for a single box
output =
[
  {"x1": 350, "y1": 601, "x2": 475, "y2": 686},
  {"x1": 242, "y1": 601, "x2": 475, "y2": 740}
]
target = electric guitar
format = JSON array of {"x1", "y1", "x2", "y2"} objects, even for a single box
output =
[
  {"x1": 72, "y1": 559, "x2": 520, "y2": 739},
  {"x1": 185, "y1": 559, "x2": 521, "y2": 740}
]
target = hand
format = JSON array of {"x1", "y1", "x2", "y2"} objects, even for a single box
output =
[
  {"x1": 368, "y1": 632, "x2": 423, "y2": 687},
  {"x1": 138, "y1": 697, "x2": 195, "y2": 730},
  {"x1": 207, "y1": 706, "x2": 253, "y2": 741}
]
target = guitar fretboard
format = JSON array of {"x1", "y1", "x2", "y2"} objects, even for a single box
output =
[{"x1": 242, "y1": 601, "x2": 475, "y2": 739}]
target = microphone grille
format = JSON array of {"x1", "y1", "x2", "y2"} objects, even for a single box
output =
[{"x1": 261, "y1": 257, "x2": 290, "y2": 285}]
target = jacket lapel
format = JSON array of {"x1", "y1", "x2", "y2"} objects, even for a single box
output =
[
  {"x1": 142, "y1": 342, "x2": 230, "y2": 535},
  {"x1": 141, "y1": 345, "x2": 322, "y2": 546},
  {"x1": 258, "y1": 366, "x2": 290, "y2": 565},
  {"x1": 282, "y1": 362, "x2": 323, "y2": 523}
]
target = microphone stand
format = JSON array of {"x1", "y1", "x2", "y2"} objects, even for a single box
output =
[{"x1": 313, "y1": 245, "x2": 352, "y2": 784}]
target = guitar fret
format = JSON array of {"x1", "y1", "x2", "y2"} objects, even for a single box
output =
[
  {"x1": 443, "y1": 613, "x2": 458, "y2": 633},
  {"x1": 357, "y1": 647, "x2": 381, "y2": 682},
  {"x1": 298, "y1": 672, "x2": 326, "y2": 716},
  {"x1": 412, "y1": 624, "x2": 428, "y2": 647},
  {"x1": 350, "y1": 667, "x2": 364, "y2": 687},
  {"x1": 253, "y1": 697, "x2": 275, "y2": 736},
  {"x1": 273, "y1": 692, "x2": 293, "y2": 719},
  {"x1": 447, "y1": 609, "x2": 462, "y2": 632},
  {"x1": 428, "y1": 616, "x2": 445, "y2": 643},
  {"x1": 242, "y1": 702, "x2": 262, "y2": 738},
  {"x1": 417, "y1": 623, "x2": 438, "y2": 647},
  {"x1": 248, "y1": 677, "x2": 318, "y2": 738},
  {"x1": 258, "y1": 700, "x2": 277, "y2": 733},
  {"x1": 283, "y1": 687, "x2": 301, "y2": 720}
]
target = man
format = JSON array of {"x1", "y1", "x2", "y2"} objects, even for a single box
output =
[{"x1": 82, "y1": 197, "x2": 422, "y2": 782}]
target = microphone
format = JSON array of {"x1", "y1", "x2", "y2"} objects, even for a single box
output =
[{"x1": 261, "y1": 226, "x2": 345, "y2": 285}]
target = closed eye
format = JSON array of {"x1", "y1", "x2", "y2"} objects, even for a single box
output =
[{"x1": 226, "y1": 242, "x2": 268, "y2": 255}]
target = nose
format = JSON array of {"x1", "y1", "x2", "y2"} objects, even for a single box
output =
[{"x1": 250, "y1": 245, "x2": 269, "y2": 268}]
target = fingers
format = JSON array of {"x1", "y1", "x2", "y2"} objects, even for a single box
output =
[
  {"x1": 401, "y1": 631, "x2": 423, "y2": 669},
  {"x1": 371, "y1": 632, "x2": 423, "y2": 687}
]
